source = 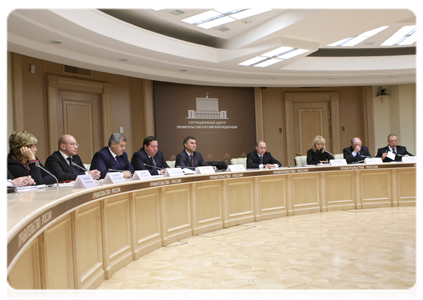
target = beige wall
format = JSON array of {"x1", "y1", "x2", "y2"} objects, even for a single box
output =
[
  {"x1": 7, "y1": 53, "x2": 145, "y2": 162},
  {"x1": 4, "y1": 52, "x2": 13, "y2": 157},
  {"x1": 7, "y1": 52, "x2": 416, "y2": 165},
  {"x1": 372, "y1": 84, "x2": 416, "y2": 155}
]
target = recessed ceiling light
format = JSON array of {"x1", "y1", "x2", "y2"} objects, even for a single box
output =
[
  {"x1": 328, "y1": 26, "x2": 388, "y2": 47},
  {"x1": 254, "y1": 58, "x2": 282, "y2": 67},
  {"x1": 242, "y1": 20, "x2": 251, "y2": 24},
  {"x1": 382, "y1": 26, "x2": 416, "y2": 46},
  {"x1": 117, "y1": 58, "x2": 128, "y2": 62},
  {"x1": 49, "y1": 40, "x2": 62, "y2": 45},
  {"x1": 169, "y1": 10, "x2": 185, "y2": 16},
  {"x1": 239, "y1": 56, "x2": 267, "y2": 66},
  {"x1": 179, "y1": 69, "x2": 188, "y2": 72}
]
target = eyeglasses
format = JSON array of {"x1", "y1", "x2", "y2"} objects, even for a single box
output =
[
  {"x1": 69, "y1": 143, "x2": 79, "y2": 147},
  {"x1": 316, "y1": 143, "x2": 324, "y2": 146}
]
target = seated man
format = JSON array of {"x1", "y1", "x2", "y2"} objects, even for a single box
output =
[
  {"x1": 247, "y1": 141, "x2": 281, "y2": 169},
  {"x1": 343, "y1": 137, "x2": 372, "y2": 164},
  {"x1": 90, "y1": 133, "x2": 134, "y2": 179},
  {"x1": 175, "y1": 136, "x2": 215, "y2": 170},
  {"x1": 131, "y1": 136, "x2": 169, "y2": 175},
  {"x1": 376, "y1": 134, "x2": 413, "y2": 162},
  {"x1": 45, "y1": 134, "x2": 101, "y2": 182}
]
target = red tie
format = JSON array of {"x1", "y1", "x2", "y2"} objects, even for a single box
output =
[{"x1": 190, "y1": 154, "x2": 194, "y2": 167}]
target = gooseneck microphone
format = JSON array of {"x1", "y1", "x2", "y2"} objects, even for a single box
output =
[
  {"x1": 108, "y1": 168, "x2": 126, "y2": 172},
  {"x1": 35, "y1": 162, "x2": 59, "y2": 187},
  {"x1": 143, "y1": 163, "x2": 163, "y2": 170},
  {"x1": 71, "y1": 161, "x2": 87, "y2": 171},
  {"x1": 324, "y1": 150, "x2": 335, "y2": 158}
]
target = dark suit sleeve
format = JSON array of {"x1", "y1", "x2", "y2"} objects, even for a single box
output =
[
  {"x1": 7, "y1": 170, "x2": 14, "y2": 180},
  {"x1": 246, "y1": 152, "x2": 259, "y2": 169},
  {"x1": 45, "y1": 153, "x2": 79, "y2": 182},
  {"x1": 266, "y1": 152, "x2": 281, "y2": 167},
  {"x1": 196, "y1": 153, "x2": 208, "y2": 167},
  {"x1": 175, "y1": 152, "x2": 188, "y2": 168},
  {"x1": 131, "y1": 151, "x2": 147, "y2": 171},
  {"x1": 122, "y1": 153, "x2": 135, "y2": 174},
  {"x1": 90, "y1": 152, "x2": 109, "y2": 179},
  {"x1": 343, "y1": 147, "x2": 356, "y2": 164}
]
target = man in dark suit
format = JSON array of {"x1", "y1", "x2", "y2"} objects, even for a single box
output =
[
  {"x1": 343, "y1": 137, "x2": 372, "y2": 164},
  {"x1": 175, "y1": 136, "x2": 215, "y2": 171},
  {"x1": 90, "y1": 133, "x2": 135, "y2": 179},
  {"x1": 376, "y1": 134, "x2": 413, "y2": 162},
  {"x1": 247, "y1": 141, "x2": 281, "y2": 169},
  {"x1": 45, "y1": 134, "x2": 101, "y2": 182},
  {"x1": 131, "y1": 136, "x2": 169, "y2": 175}
]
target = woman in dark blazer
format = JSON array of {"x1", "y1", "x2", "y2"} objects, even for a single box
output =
[
  {"x1": 7, "y1": 130, "x2": 56, "y2": 185},
  {"x1": 306, "y1": 135, "x2": 334, "y2": 165}
]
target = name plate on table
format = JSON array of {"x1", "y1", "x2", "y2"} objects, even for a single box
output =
[
  {"x1": 131, "y1": 170, "x2": 152, "y2": 180},
  {"x1": 103, "y1": 172, "x2": 126, "y2": 184},
  {"x1": 329, "y1": 159, "x2": 348, "y2": 166},
  {"x1": 402, "y1": 156, "x2": 417, "y2": 163},
  {"x1": 163, "y1": 168, "x2": 184, "y2": 177},
  {"x1": 226, "y1": 164, "x2": 246, "y2": 172},
  {"x1": 195, "y1": 166, "x2": 215, "y2": 174},
  {"x1": 73, "y1": 174, "x2": 98, "y2": 189},
  {"x1": 365, "y1": 157, "x2": 383, "y2": 164}
]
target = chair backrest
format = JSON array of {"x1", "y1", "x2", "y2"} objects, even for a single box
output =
[
  {"x1": 166, "y1": 160, "x2": 175, "y2": 168},
  {"x1": 334, "y1": 154, "x2": 344, "y2": 160},
  {"x1": 294, "y1": 156, "x2": 307, "y2": 167},
  {"x1": 83, "y1": 164, "x2": 91, "y2": 170},
  {"x1": 230, "y1": 158, "x2": 247, "y2": 169}
]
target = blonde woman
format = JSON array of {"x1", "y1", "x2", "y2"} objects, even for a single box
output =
[
  {"x1": 306, "y1": 135, "x2": 334, "y2": 165},
  {"x1": 7, "y1": 130, "x2": 56, "y2": 185}
]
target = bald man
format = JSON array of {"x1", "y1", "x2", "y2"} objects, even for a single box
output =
[{"x1": 45, "y1": 134, "x2": 101, "y2": 182}]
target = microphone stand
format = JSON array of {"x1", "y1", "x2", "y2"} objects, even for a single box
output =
[{"x1": 35, "y1": 162, "x2": 59, "y2": 187}]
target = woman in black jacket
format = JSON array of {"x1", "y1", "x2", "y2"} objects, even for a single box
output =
[
  {"x1": 7, "y1": 130, "x2": 56, "y2": 185},
  {"x1": 306, "y1": 135, "x2": 334, "y2": 165}
]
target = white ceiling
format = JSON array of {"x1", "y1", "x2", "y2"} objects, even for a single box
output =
[{"x1": 7, "y1": 8, "x2": 416, "y2": 87}]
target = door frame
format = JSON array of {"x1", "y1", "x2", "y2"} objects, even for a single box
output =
[
  {"x1": 46, "y1": 75, "x2": 113, "y2": 155},
  {"x1": 285, "y1": 92, "x2": 341, "y2": 162}
]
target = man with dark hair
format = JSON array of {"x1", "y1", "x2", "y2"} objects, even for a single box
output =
[
  {"x1": 247, "y1": 141, "x2": 281, "y2": 169},
  {"x1": 175, "y1": 136, "x2": 215, "y2": 170},
  {"x1": 90, "y1": 133, "x2": 134, "y2": 179},
  {"x1": 131, "y1": 136, "x2": 169, "y2": 175},
  {"x1": 45, "y1": 134, "x2": 101, "y2": 182},
  {"x1": 376, "y1": 134, "x2": 413, "y2": 162},
  {"x1": 343, "y1": 137, "x2": 372, "y2": 164}
]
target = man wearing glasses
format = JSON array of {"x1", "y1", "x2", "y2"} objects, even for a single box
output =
[{"x1": 45, "y1": 134, "x2": 101, "y2": 181}]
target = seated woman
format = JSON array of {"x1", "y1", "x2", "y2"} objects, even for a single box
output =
[
  {"x1": 7, "y1": 130, "x2": 56, "y2": 185},
  {"x1": 307, "y1": 135, "x2": 334, "y2": 165}
]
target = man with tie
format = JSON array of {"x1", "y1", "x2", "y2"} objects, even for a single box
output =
[
  {"x1": 45, "y1": 134, "x2": 101, "y2": 182},
  {"x1": 90, "y1": 133, "x2": 134, "y2": 179},
  {"x1": 246, "y1": 141, "x2": 281, "y2": 169},
  {"x1": 175, "y1": 136, "x2": 215, "y2": 170},
  {"x1": 131, "y1": 136, "x2": 169, "y2": 175},
  {"x1": 376, "y1": 134, "x2": 413, "y2": 162},
  {"x1": 343, "y1": 137, "x2": 372, "y2": 164}
]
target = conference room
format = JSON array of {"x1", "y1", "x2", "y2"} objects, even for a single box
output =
[{"x1": 6, "y1": 7, "x2": 417, "y2": 296}]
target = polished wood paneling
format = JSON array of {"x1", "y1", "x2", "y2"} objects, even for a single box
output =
[
  {"x1": 361, "y1": 170, "x2": 391, "y2": 207},
  {"x1": 8, "y1": 238, "x2": 41, "y2": 289},
  {"x1": 43, "y1": 216, "x2": 74, "y2": 289},
  {"x1": 161, "y1": 186, "x2": 192, "y2": 246},
  {"x1": 192, "y1": 182, "x2": 223, "y2": 235},
  {"x1": 227, "y1": 179, "x2": 255, "y2": 226},
  {"x1": 396, "y1": 169, "x2": 416, "y2": 206},
  {"x1": 259, "y1": 177, "x2": 287, "y2": 219},
  {"x1": 74, "y1": 202, "x2": 104, "y2": 289},
  {"x1": 102, "y1": 194, "x2": 132, "y2": 279},
  {"x1": 291, "y1": 174, "x2": 321, "y2": 214},
  {"x1": 132, "y1": 191, "x2": 162, "y2": 258},
  {"x1": 325, "y1": 172, "x2": 355, "y2": 211}
]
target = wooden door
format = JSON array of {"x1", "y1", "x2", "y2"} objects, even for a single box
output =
[
  {"x1": 58, "y1": 91, "x2": 102, "y2": 163},
  {"x1": 293, "y1": 101, "x2": 330, "y2": 156}
]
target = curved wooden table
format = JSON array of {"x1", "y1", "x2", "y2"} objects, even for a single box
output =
[{"x1": 7, "y1": 163, "x2": 416, "y2": 289}]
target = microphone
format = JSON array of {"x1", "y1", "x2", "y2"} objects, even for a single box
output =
[
  {"x1": 324, "y1": 150, "x2": 335, "y2": 158},
  {"x1": 35, "y1": 162, "x2": 59, "y2": 187},
  {"x1": 143, "y1": 163, "x2": 163, "y2": 170},
  {"x1": 71, "y1": 161, "x2": 87, "y2": 171},
  {"x1": 108, "y1": 168, "x2": 126, "y2": 172}
]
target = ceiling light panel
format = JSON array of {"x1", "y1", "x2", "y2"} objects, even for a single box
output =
[
  {"x1": 229, "y1": 8, "x2": 272, "y2": 20},
  {"x1": 182, "y1": 10, "x2": 221, "y2": 25},
  {"x1": 277, "y1": 49, "x2": 309, "y2": 59},
  {"x1": 254, "y1": 58, "x2": 282, "y2": 67},
  {"x1": 327, "y1": 26, "x2": 388, "y2": 46},
  {"x1": 381, "y1": 26, "x2": 417, "y2": 46},
  {"x1": 262, "y1": 46, "x2": 293, "y2": 57},
  {"x1": 398, "y1": 33, "x2": 417, "y2": 45},
  {"x1": 197, "y1": 16, "x2": 236, "y2": 29},
  {"x1": 238, "y1": 56, "x2": 267, "y2": 66}
]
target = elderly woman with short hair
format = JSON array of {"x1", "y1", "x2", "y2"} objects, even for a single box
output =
[{"x1": 7, "y1": 130, "x2": 56, "y2": 185}]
